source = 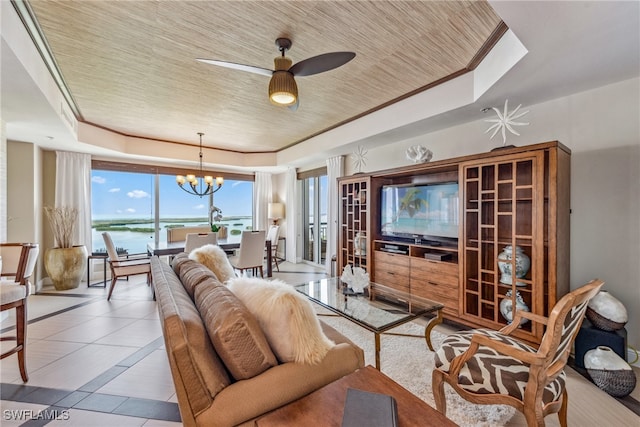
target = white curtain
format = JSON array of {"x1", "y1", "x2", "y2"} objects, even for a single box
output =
[
  {"x1": 55, "y1": 151, "x2": 92, "y2": 252},
  {"x1": 325, "y1": 156, "x2": 344, "y2": 274},
  {"x1": 253, "y1": 171, "x2": 272, "y2": 232},
  {"x1": 285, "y1": 167, "x2": 298, "y2": 263}
]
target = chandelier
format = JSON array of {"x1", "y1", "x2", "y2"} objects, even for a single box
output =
[{"x1": 176, "y1": 132, "x2": 223, "y2": 197}]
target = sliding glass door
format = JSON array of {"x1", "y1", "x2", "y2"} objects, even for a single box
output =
[{"x1": 302, "y1": 175, "x2": 327, "y2": 265}]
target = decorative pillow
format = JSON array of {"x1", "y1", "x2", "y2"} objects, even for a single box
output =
[
  {"x1": 189, "y1": 244, "x2": 237, "y2": 283},
  {"x1": 194, "y1": 279, "x2": 277, "y2": 380},
  {"x1": 227, "y1": 277, "x2": 335, "y2": 365},
  {"x1": 176, "y1": 258, "x2": 217, "y2": 299},
  {"x1": 171, "y1": 253, "x2": 192, "y2": 275}
]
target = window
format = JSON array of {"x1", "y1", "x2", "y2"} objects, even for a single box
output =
[{"x1": 91, "y1": 163, "x2": 253, "y2": 255}]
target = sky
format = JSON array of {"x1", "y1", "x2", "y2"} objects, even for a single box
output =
[{"x1": 91, "y1": 170, "x2": 253, "y2": 219}]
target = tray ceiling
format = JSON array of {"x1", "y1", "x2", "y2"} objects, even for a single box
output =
[{"x1": 27, "y1": 0, "x2": 502, "y2": 153}]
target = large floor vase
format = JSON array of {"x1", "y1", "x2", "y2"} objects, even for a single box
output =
[
  {"x1": 45, "y1": 245, "x2": 88, "y2": 290},
  {"x1": 584, "y1": 345, "x2": 636, "y2": 397}
]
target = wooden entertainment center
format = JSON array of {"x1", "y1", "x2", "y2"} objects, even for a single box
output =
[{"x1": 338, "y1": 141, "x2": 571, "y2": 344}]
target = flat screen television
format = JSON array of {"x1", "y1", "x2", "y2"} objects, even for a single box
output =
[{"x1": 380, "y1": 182, "x2": 459, "y2": 242}]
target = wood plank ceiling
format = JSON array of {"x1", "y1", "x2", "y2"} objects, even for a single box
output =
[{"x1": 28, "y1": 1, "x2": 502, "y2": 153}]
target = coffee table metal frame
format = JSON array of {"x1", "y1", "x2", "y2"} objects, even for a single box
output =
[{"x1": 296, "y1": 277, "x2": 444, "y2": 370}]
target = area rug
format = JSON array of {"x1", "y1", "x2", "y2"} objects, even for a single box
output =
[{"x1": 317, "y1": 308, "x2": 516, "y2": 427}]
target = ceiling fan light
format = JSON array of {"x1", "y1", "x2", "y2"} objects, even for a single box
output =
[{"x1": 269, "y1": 71, "x2": 298, "y2": 106}]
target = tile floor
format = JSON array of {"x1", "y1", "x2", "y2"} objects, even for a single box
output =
[
  {"x1": 0, "y1": 260, "x2": 327, "y2": 426},
  {"x1": 5, "y1": 260, "x2": 636, "y2": 426}
]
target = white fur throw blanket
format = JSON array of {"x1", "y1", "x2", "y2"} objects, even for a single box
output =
[
  {"x1": 189, "y1": 244, "x2": 237, "y2": 283},
  {"x1": 227, "y1": 277, "x2": 335, "y2": 365}
]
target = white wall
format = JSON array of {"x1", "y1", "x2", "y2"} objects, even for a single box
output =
[
  {"x1": 6, "y1": 140, "x2": 44, "y2": 288},
  {"x1": 0, "y1": 120, "x2": 6, "y2": 241},
  {"x1": 331, "y1": 77, "x2": 639, "y2": 348}
]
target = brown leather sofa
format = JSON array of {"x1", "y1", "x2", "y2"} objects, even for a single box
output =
[{"x1": 151, "y1": 254, "x2": 364, "y2": 427}]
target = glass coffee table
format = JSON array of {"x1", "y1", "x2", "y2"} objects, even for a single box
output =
[{"x1": 296, "y1": 277, "x2": 444, "y2": 370}]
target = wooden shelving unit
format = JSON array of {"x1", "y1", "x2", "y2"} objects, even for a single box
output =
[
  {"x1": 338, "y1": 176, "x2": 370, "y2": 276},
  {"x1": 336, "y1": 142, "x2": 571, "y2": 344},
  {"x1": 461, "y1": 151, "x2": 545, "y2": 342}
]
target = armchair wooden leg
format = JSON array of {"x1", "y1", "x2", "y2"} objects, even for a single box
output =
[
  {"x1": 16, "y1": 303, "x2": 28, "y2": 382},
  {"x1": 432, "y1": 369, "x2": 447, "y2": 415},
  {"x1": 558, "y1": 389, "x2": 568, "y2": 427},
  {"x1": 523, "y1": 404, "x2": 545, "y2": 427},
  {"x1": 107, "y1": 276, "x2": 118, "y2": 301},
  {"x1": 258, "y1": 266, "x2": 263, "y2": 278}
]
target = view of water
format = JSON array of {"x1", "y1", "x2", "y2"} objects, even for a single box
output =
[{"x1": 92, "y1": 217, "x2": 252, "y2": 255}]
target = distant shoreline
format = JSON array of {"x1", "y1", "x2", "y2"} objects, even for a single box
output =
[{"x1": 92, "y1": 217, "x2": 252, "y2": 233}]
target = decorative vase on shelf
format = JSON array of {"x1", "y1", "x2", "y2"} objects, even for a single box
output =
[
  {"x1": 497, "y1": 245, "x2": 530, "y2": 286},
  {"x1": 586, "y1": 290, "x2": 628, "y2": 331},
  {"x1": 499, "y1": 290, "x2": 529, "y2": 325},
  {"x1": 354, "y1": 232, "x2": 367, "y2": 257},
  {"x1": 584, "y1": 346, "x2": 636, "y2": 397}
]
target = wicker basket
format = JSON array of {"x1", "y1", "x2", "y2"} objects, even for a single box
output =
[
  {"x1": 587, "y1": 368, "x2": 637, "y2": 397},
  {"x1": 586, "y1": 307, "x2": 625, "y2": 331}
]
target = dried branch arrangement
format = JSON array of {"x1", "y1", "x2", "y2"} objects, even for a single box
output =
[{"x1": 44, "y1": 206, "x2": 78, "y2": 248}]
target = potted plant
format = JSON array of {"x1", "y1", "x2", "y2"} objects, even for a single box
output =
[{"x1": 44, "y1": 206, "x2": 88, "y2": 290}]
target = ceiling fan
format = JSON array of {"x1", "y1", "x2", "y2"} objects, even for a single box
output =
[{"x1": 197, "y1": 38, "x2": 355, "y2": 110}]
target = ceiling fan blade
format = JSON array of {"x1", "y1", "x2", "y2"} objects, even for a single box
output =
[
  {"x1": 196, "y1": 58, "x2": 273, "y2": 77},
  {"x1": 289, "y1": 52, "x2": 356, "y2": 77}
]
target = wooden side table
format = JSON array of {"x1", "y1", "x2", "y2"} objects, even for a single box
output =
[{"x1": 255, "y1": 366, "x2": 456, "y2": 427}]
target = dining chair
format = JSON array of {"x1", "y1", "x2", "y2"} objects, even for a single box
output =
[
  {"x1": 102, "y1": 232, "x2": 153, "y2": 301},
  {"x1": 266, "y1": 225, "x2": 280, "y2": 272},
  {"x1": 432, "y1": 279, "x2": 604, "y2": 427},
  {"x1": 185, "y1": 232, "x2": 218, "y2": 253},
  {"x1": 228, "y1": 230, "x2": 266, "y2": 277},
  {"x1": 0, "y1": 243, "x2": 39, "y2": 382}
]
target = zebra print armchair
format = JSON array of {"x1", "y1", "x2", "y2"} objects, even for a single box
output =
[{"x1": 432, "y1": 279, "x2": 604, "y2": 427}]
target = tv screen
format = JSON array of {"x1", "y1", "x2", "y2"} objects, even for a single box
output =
[{"x1": 380, "y1": 182, "x2": 459, "y2": 240}]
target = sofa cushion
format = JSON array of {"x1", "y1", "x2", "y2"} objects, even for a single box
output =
[
  {"x1": 171, "y1": 252, "x2": 191, "y2": 274},
  {"x1": 227, "y1": 277, "x2": 335, "y2": 365},
  {"x1": 189, "y1": 244, "x2": 236, "y2": 283},
  {"x1": 173, "y1": 255, "x2": 217, "y2": 299},
  {"x1": 194, "y1": 279, "x2": 277, "y2": 380},
  {"x1": 152, "y1": 258, "x2": 231, "y2": 403}
]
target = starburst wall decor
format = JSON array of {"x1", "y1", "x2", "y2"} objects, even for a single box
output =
[
  {"x1": 484, "y1": 99, "x2": 530, "y2": 146},
  {"x1": 351, "y1": 145, "x2": 368, "y2": 174}
]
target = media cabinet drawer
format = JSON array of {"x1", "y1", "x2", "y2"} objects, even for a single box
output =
[
  {"x1": 411, "y1": 257, "x2": 457, "y2": 277},
  {"x1": 374, "y1": 270, "x2": 410, "y2": 291},
  {"x1": 374, "y1": 251, "x2": 410, "y2": 267},
  {"x1": 413, "y1": 279, "x2": 458, "y2": 299},
  {"x1": 411, "y1": 283, "x2": 458, "y2": 315}
]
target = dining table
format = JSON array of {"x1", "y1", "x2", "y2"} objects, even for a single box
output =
[{"x1": 147, "y1": 237, "x2": 273, "y2": 277}]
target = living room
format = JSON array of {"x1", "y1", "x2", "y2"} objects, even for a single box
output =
[{"x1": 1, "y1": 1, "x2": 639, "y2": 426}]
